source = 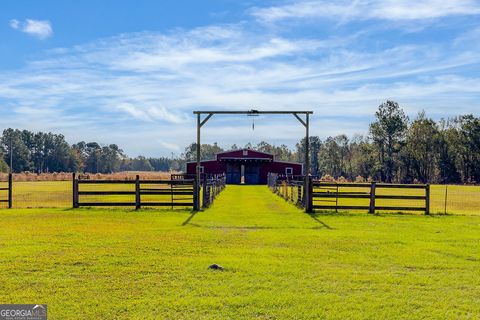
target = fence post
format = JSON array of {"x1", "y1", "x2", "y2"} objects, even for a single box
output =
[
  {"x1": 425, "y1": 184, "x2": 430, "y2": 215},
  {"x1": 72, "y1": 173, "x2": 79, "y2": 208},
  {"x1": 444, "y1": 185, "x2": 448, "y2": 215},
  {"x1": 193, "y1": 177, "x2": 199, "y2": 210},
  {"x1": 72, "y1": 172, "x2": 75, "y2": 208},
  {"x1": 369, "y1": 181, "x2": 376, "y2": 214},
  {"x1": 306, "y1": 176, "x2": 313, "y2": 213},
  {"x1": 8, "y1": 173, "x2": 12, "y2": 209},
  {"x1": 202, "y1": 174, "x2": 208, "y2": 208},
  {"x1": 297, "y1": 185, "x2": 302, "y2": 204},
  {"x1": 135, "y1": 175, "x2": 141, "y2": 210}
]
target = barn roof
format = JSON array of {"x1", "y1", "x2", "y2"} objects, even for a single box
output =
[
  {"x1": 186, "y1": 148, "x2": 302, "y2": 166},
  {"x1": 216, "y1": 148, "x2": 273, "y2": 156}
]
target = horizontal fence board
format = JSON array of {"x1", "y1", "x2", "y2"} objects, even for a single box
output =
[
  {"x1": 376, "y1": 184, "x2": 427, "y2": 189},
  {"x1": 77, "y1": 201, "x2": 194, "y2": 207},
  {"x1": 313, "y1": 182, "x2": 371, "y2": 187},
  {"x1": 313, "y1": 182, "x2": 427, "y2": 189},
  {"x1": 140, "y1": 179, "x2": 194, "y2": 184},
  {"x1": 140, "y1": 202, "x2": 194, "y2": 206},
  {"x1": 375, "y1": 206, "x2": 426, "y2": 211},
  {"x1": 313, "y1": 193, "x2": 371, "y2": 199},
  {"x1": 79, "y1": 191, "x2": 136, "y2": 195},
  {"x1": 140, "y1": 188, "x2": 193, "y2": 191},
  {"x1": 78, "y1": 202, "x2": 136, "y2": 206},
  {"x1": 78, "y1": 180, "x2": 136, "y2": 184},
  {"x1": 140, "y1": 191, "x2": 193, "y2": 195},
  {"x1": 375, "y1": 195, "x2": 426, "y2": 200},
  {"x1": 0, "y1": 200, "x2": 8, "y2": 203},
  {"x1": 0, "y1": 187, "x2": 9, "y2": 191},
  {"x1": 313, "y1": 205, "x2": 371, "y2": 210}
]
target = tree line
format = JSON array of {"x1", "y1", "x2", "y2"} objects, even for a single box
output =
[
  {"x1": 0, "y1": 130, "x2": 183, "y2": 174},
  {"x1": 1, "y1": 100, "x2": 478, "y2": 183}
]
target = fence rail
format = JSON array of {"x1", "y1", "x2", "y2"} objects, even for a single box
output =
[
  {"x1": 311, "y1": 180, "x2": 430, "y2": 214},
  {"x1": 268, "y1": 173, "x2": 430, "y2": 214},
  {"x1": 73, "y1": 173, "x2": 225, "y2": 209}
]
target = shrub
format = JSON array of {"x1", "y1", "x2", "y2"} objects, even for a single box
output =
[{"x1": 355, "y1": 175, "x2": 366, "y2": 183}]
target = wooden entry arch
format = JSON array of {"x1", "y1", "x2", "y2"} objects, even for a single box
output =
[{"x1": 193, "y1": 110, "x2": 313, "y2": 212}]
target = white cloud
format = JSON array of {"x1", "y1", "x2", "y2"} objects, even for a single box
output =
[
  {"x1": 9, "y1": 19, "x2": 19, "y2": 29},
  {"x1": 9, "y1": 19, "x2": 53, "y2": 39},
  {"x1": 158, "y1": 140, "x2": 181, "y2": 152},
  {"x1": 252, "y1": 0, "x2": 480, "y2": 23},
  {"x1": 0, "y1": 21, "x2": 479, "y2": 156},
  {"x1": 117, "y1": 103, "x2": 189, "y2": 123}
]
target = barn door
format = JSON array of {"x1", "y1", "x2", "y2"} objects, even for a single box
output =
[
  {"x1": 226, "y1": 163, "x2": 241, "y2": 184},
  {"x1": 245, "y1": 165, "x2": 260, "y2": 184}
]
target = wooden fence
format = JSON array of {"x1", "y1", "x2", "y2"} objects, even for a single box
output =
[
  {"x1": 0, "y1": 173, "x2": 12, "y2": 208},
  {"x1": 73, "y1": 173, "x2": 225, "y2": 209},
  {"x1": 202, "y1": 174, "x2": 226, "y2": 208},
  {"x1": 268, "y1": 173, "x2": 430, "y2": 214},
  {"x1": 312, "y1": 181, "x2": 430, "y2": 214},
  {"x1": 268, "y1": 173, "x2": 306, "y2": 208}
]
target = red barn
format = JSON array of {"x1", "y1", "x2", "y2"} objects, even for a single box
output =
[{"x1": 186, "y1": 149, "x2": 303, "y2": 184}]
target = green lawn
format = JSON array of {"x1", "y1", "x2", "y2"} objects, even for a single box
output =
[{"x1": 0, "y1": 185, "x2": 479, "y2": 319}]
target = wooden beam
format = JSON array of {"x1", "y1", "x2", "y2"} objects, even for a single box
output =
[
  {"x1": 200, "y1": 113, "x2": 213, "y2": 127},
  {"x1": 293, "y1": 113, "x2": 306, "y2": 127},
  {"x1": 193, "y1": 110, "x2": 313, "y2": 115}
]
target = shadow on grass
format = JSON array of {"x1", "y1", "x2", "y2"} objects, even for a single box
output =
[
  {"x1": 182, "y1": 210, "x2": 201, "y2": 226},
  {"x1": 312, "y1": 209, "x2": 435, "y2": 217},
  {"x1": 306, "y1": 213, "x2": 335, "y2": 230},
  {"x1": 187, "y1": 223, "x2": 325, "y2": 230}
]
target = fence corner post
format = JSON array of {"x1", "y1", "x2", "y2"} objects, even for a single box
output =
[
  {"x1": 8, "y1": 172, "x2": 12, "y2": 209},
  {"x1": 369, "y1": 181, "x2": 376, "y2": 214},
  {"x1": 425, "y1": 183, "x2": 430, "y2": 215},
  {"x1": 135, "y1": 174, "x2": 141, "y2": 210}
]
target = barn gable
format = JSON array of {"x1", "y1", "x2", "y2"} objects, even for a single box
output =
[{"x1": 216, "y1": 149, "x2": 274, "y2": 161}]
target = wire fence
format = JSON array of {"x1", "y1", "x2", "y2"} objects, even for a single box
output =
[{"x1": 430, "y1": 184, "x2": 480, "y2": 215}]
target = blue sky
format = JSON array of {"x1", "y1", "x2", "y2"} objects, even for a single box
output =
[{"x1": 1, "y1": 0, "x2": 479, "y2": 157}]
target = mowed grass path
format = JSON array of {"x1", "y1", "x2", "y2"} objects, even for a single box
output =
[{"x1": 0, "y1": 185, "x2": 479, "y2": 319}]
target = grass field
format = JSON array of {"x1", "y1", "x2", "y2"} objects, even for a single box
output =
[
  {"x1": 0, "y1": 185, "x2": 479, "y2": 319},
  {"x1": 2, "y1": 180, "x2": 478, "y2": 215}
]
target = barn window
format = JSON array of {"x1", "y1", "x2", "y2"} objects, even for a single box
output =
[
  {"x1": 198, "y1": 166, "x2": 204, "y2": 173},
  {"x1": 285, "y1": 167, "x2": 293, "y2": 175},
  {"x1": 243, "y1": 150, "x2": 248, "y2": 156}
]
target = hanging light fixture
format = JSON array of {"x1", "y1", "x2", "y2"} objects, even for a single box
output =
[{"x1": 247, "y1": 109, "x2": 259, "y2": 131}]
